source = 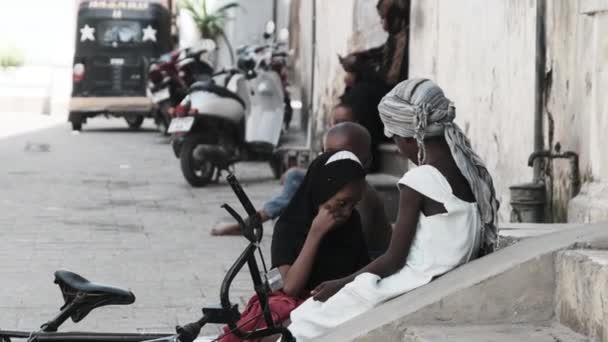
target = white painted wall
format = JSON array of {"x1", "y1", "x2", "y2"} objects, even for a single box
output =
[
  {"x1": 291, "y1": 0, "x2": 608, "y2": 223},
  {"x1": 292, "y1": 0, "x2": 385, "y2": 148},
  {"x1": 408, "y1": 0, "x2": 538, "y2": 222},
  {"x1": 0, "y1": 0, "x2": 78, "y2": 66},
  {"x1": 178, "y1": 0, "x2": 274, "y2": 68}
]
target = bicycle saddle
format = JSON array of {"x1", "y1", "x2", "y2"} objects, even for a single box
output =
[{"x1": 54, "y1": 270, "x2": 135, "y2": 323}]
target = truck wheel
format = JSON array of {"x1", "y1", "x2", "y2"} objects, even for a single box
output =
[
  {"x1": 125, "y1": 116, "x2": 144, "y2": 130},
  {"x1": 71, "y1": 121, "x2": 82, "y2": 131},
  {"x1": 180, "y1": 136, "x2": 215, "y2": 187},
  {"x1": 69, "y1": 112, "x2": 83, "y2": 131}
]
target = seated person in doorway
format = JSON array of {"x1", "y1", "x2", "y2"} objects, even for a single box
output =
[
  {"x1": 348, "y1": 0, "x2": 411, "y2": 89},
  {"x1": 212, "y1": 123, "x2": 392, "y2": 259},
  {"x1": 285, "y1": 79, "x2": 500, "y2": 341},
  {"x1": 344, "y1": 87, "x2": 390, "y2": 172},
  {"x1": 216, "y1": 151, "x2": 371, "y2": 342}
]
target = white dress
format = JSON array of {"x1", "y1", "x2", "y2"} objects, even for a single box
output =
[{"x1": 286, "y1": 165, "x2": 482, "y2": 341}]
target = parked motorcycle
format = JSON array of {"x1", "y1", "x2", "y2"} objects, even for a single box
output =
[
  {"x1": 253, "y1": 23, "x2": 293, "y2": 132},
  {"x1": 147, "y1": 41, "x2": 216, "y2": 135},
  {"x1": 169, "y1": 30, "x2": 288, "y2": 187}
]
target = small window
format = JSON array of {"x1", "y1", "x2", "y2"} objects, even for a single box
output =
[{"x1": 97, "y1": 20, "x2": 142, "y2": 46}]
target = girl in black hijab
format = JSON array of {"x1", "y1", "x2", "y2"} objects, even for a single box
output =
[
  {"x1": 272, "y1": 150, "x2": 370, "y2": 295},
  {"x1": 219, "y1": 151, "x2": 370, "y2": 341}
]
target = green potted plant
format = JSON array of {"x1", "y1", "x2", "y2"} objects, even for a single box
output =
[
  {"x1": 180, "y1": 0, "x2": 240, "y2": 62},
  {"x1": 0, "y1": 45, "x2": 25, "y2": 70}
]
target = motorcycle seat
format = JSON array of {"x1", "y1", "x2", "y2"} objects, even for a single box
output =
[
  {"x1": 190, "y1": 81, "x2": 246, "y2": 109},
  {"x1": 54, "y1": 270, "x2": 135, "y2": 322}
]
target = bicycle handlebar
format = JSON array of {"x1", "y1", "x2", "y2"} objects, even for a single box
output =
[
  {"x1": 176, "y1": 174, "x2": 295, "y2": 342},
  {"x1": 226, "y1": 174, "x2": 263, "y2": 243}
]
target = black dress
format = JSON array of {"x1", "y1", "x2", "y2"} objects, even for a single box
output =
[{"x1": 271, "y1": 151, "x2": 371, "y2": 293}]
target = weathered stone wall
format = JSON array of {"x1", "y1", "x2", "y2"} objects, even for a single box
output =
[
  {"x1": 291, "y1": 0, "x2": 608, "y2": 223},
  {"x1": 545, "y1": 1, "x2": 608, "y2": 223},
  {"x1": 544, "y1": 0, "x2": 594, "y2": 222},
  {"x1": 408, "y1": 0, "x2": 538, "y2": 222}
]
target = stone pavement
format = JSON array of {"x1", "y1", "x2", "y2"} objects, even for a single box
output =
[
  {"x1": 0, "y1": 118, "x2": 283, "y2": 336},
  {"x1": 0, "y1": 112, "x2": 66, "y2": 140}
]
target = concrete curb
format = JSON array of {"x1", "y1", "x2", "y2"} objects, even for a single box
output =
[{"x1": 317, "y1": 222, "x2": 608, "y2": 341}]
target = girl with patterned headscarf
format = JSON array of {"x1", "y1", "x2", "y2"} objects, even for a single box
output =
[{"x1": 284, "y1": 79, "x2": 499, "y2": 341}]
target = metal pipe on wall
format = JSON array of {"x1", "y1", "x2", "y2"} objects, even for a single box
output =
[
  {"x1": 305, "y1": 0, "x2": 317, "y2": 150},
  {"x1": 272, "y1": 0, "x2": 278, "y2": 27},
  {"x1": 533, "y1": 0, "x2": 547, "y2": 182}
]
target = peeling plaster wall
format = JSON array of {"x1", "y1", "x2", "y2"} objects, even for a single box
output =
[
  {"x1": 551, "y1": 1, "x2": 608, "y2": 223},
  {"x1": 545, "y1": 0, "x2": 596, "y2": 221},
  {"x1": 408, "y1": 0, "x2": 538, "y2": 221}
]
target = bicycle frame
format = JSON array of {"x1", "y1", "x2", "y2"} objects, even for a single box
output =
[{"x1": 0, "y1": 174, "x2": 294, "y2": 342}]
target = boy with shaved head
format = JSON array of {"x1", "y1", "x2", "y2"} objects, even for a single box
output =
[{"x1": 212, "y1": 122, "x2": 392, "y2": 258}]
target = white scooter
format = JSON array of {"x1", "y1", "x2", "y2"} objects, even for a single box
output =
[{"x1": 168, "y1": 24, "x2": 288, "y2": 187}]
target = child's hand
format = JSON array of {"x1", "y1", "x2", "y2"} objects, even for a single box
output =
[
  {"x1": 310, "y1": 206, "x2": 338, "y2": 237},
  {"x1": 311, "y1": 279, "x2": 347, "y2": 302}
]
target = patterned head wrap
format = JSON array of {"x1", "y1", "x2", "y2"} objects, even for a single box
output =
[{"x1": 378, "y1": 78, "x2": 500, "y2": 254}]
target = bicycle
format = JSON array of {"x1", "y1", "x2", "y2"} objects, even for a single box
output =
[{"x1": 0, "y1": 174, "x2": 295, "y2": 342}]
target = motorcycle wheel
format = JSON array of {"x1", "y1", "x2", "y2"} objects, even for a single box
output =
[
  {"x1": 125, "y1": 116, "x2": 144, "y2": 130},
  {"x1": 180, "y1": 136, "x2": 215, "y2": 187},
  {"x1": 157, "y1": 103, "x2": 172, "y2": 136},
  {"x1": 283, "y1": 93, "x2": 293, "y2": 132},
  {"x1": 269, "y1": 152, "x2": 284, "y2": 180}
]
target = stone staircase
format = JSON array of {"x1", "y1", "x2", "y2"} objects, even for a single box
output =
[
  {"x1": 556, "y1": 249, "x2": 608, "y2": 341},
  {"x1": 366, "y1": 143, "x2": 408, "y2": 222},
  {"x1": 315, "y1": 222, "x2": 608, "y2": 341},
  {"x1": 376, "y1": 143, "x2": 408, "y2": 178},
  {"x1": 398, "y1": 323, "x2": 588, "y2": 341}
]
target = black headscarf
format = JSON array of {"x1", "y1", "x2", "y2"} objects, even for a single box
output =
[{"x1": 271, "y1": 151, "x2": 370, "y2": 293}]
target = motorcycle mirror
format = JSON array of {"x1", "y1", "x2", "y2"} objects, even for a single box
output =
[
  {"x1": 265, "y1": 20, "x2": 276, "y2": 36},
  {"x1": 246, "y1": 70, "x2": 258, "y2": 80},
  {"x1": 278, "y1": 28, "x2": 289, "y2": 43},
  {"x1": 192, "y1": 39, "x2": 216, "y2": 53}
]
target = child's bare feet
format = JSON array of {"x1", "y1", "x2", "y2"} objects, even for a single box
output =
[{"x1": 211, "y1": 223, "x2": 241, "y2": 236}]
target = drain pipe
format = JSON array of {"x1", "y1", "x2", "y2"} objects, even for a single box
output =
[
  {"x1": 508, "y1": 0, "x2": 548, "y2": 223},
  {"x1": 532, "y1": 0, "x2": 547, "y2": 182},
  {"x1": 305, "y1": 0, "x2": 317, "y2": 151},
  {"x1": 272, "y1": 0, "x2": 278, "y2": 28}
]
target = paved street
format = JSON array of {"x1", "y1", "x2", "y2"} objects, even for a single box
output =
[{"x1": 0, "y1": 118, "x2": 282, "y2": 336}]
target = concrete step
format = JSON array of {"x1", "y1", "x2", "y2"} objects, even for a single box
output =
[
  {"x1": 497, "y1": 223, "x2": 580, "y2": 249},
  {"x1": 319, "y1": 223, "x2": 608, "y2": 342},
  {"x1": 556, "y1": 249, "x2": 608, "y2": 341},
  {"x1": 367, "y1": 173, "x2": 400, "y2": 222},
  {"x1": 377, "y1": 143, "x2": 408, "y2": 177},
  {"x1": 400, "y1": 323, "x2": 588, "y2": 342}
]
